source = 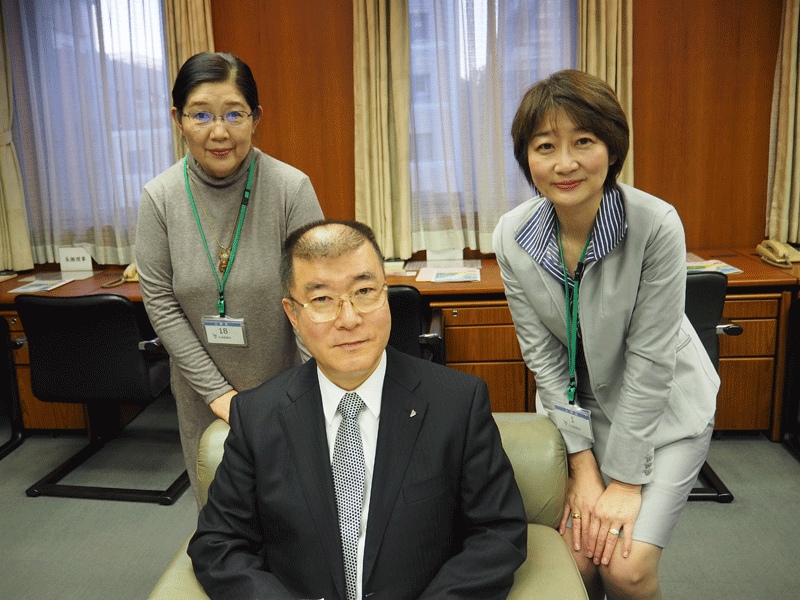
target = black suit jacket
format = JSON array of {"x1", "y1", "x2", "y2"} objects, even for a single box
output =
[{"x1": 188, "y1": 347, "x2": 527, "y2": 600}]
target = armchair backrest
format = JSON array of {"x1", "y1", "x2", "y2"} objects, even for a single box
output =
[{"x1": 196, "y1": 412, "x2": 568, "y2": 529}]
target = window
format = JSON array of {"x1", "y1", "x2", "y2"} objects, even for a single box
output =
[
  {"x1": 6, "y1": 0, "x2": 173, "y2": 264},
  {"x1": 408, "y1": 0, "x2": 577, "y2": 252}
]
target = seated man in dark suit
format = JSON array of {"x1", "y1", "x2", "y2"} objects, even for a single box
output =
[{"x1": 188, "y1": 220, "x2": 527, "y2": 600}]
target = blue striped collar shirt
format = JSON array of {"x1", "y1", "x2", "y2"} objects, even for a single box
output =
[{"x1": 514, "y1": 186, "x2": 627, "y2": 287}]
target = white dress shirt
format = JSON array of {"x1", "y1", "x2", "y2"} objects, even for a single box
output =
[{"x1": 319, "y1": 350, "x2": 385, "y2": 600}]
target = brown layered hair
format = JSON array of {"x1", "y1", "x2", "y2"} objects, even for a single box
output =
[{"x1": 511, "y1": 70, "x2": 629, "y2": 191}]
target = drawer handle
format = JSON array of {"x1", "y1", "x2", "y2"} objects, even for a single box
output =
[{"x1": 451, "y1": 310, "x2": 458, "y2": 318}]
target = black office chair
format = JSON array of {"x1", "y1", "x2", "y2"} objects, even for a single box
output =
[
  {"x1": 14, "y1": 293, "x2": 189, "y2": 504},
  {"x1": 387, "y1": 285, "x2": 444, "y2": 364},
  {"x1": 0, "y1": 317, "x2": 25, "y2": 461},
  {"x1": 781, "y1": 297, "x2": 800, "y2": 463},
  {"x1": 685, "y1": 270, "x2": 742, "y2": 503}
]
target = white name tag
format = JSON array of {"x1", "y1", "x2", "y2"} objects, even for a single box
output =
[
  {"x1": 202, "y1": 316, "x2": 247, "y2": 346},
  {"x1": 551, "y1": 403, "x2": 594, "y2": 442}
]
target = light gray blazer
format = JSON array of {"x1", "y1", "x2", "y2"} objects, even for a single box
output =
[{"x1": 493, "y1": 183, "x2": 719, "y2": 485}]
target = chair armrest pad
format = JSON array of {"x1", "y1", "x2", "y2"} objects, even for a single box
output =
[
  {"x1": 716, "y1": 317, "x2": 743, "y2": 336},
  {"x1": 147, "y1": 537, "x2": 209, "y2": 600},
  {"x1": 139, "y1": 337, "x2": 164, "y2": 352},
  {"x1": 419, "y1": 308, "x2": 443, "y2": 346},
  {"x1": 493, "y1": 413, "x2": 568, "y2": 529},
  {"x1": 198, "y1": 419, "x2": 231, "y2": 505},
  {"x1": 508, "y1": 525, "x2": 589, "y2": 600}
]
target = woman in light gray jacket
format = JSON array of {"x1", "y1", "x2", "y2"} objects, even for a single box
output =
[{"x1": 493, "y1": 70, "x2": 719, "y2": 600}]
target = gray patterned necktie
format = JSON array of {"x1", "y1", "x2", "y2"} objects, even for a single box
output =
[{"x1": 332, "y1": 391, "x2": 366, "y2": 600}]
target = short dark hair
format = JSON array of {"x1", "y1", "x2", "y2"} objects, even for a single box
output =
[
  {"x1": 511, "y1": 69, "x2": 629, "y2": 190},
  {"x1": 280, "y1": 220, "x2": 386, "y2": 296},
  {"x1": 172, "y1": 52, "x2": 260, "y2": 117}
]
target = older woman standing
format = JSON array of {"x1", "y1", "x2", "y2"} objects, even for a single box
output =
[
  {"x1": 493, "y1": 70, "x2": 719, "y2": 599},
  {"x1": 136, "y1": 52, "x2": 323, "y2": 505}
]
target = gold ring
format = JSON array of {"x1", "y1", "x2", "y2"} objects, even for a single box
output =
[
  {"x1": 572, "y1": 512, "x2": 581, "y2": 519},
  {"x1": 609, "y1": 528, "x2": 620, "y2": 536}
]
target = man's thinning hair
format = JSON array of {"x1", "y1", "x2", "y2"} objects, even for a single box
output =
[{"x1": 280, "y1": 220, "x2": 385, "y2": 296}]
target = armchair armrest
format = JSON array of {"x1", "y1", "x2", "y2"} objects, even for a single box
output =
[
  {"x1": 418, "y1": 308, "x2": 443, "y2": 346},
  {"x1": 716, "y1": 317, "x2": 743, "y2": 336},
  {"x1": 419, "y1": 308, "x2": 445, "y2": 364},
  {"x1": 138, "y1": 336, "x2": 164, "y2": 352}
]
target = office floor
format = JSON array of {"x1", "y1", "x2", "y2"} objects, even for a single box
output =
[{"x1": 1, "y1": 400, "x2": 799, "y2": 599}]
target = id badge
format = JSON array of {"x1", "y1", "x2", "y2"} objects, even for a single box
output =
[
  {"x1": 551, "y1": 403, "x2": 594, "y2": 442},
  {"x1": 202, "y1": 316, "x2": 247, "y2": 346}
]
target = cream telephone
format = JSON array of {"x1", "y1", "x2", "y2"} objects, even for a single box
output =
[
  {"x1": 756, "y1": 240, "x2": 800, "y2": 268},
  {"x1": 102, "y1": 263, "x2": 139, "y2": 287}
]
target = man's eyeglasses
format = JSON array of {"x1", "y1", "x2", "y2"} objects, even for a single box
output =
[
  {"x1": 181, "y1": 110, "x2": 254, "y2": 128},
  {"x1": 289, "y1": 284, "x2": 388, "y2": 323}
]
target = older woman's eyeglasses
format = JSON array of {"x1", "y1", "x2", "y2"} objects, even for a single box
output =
[
  {"x1": 289, "y1": 284, "x2": 388, "y2": 323},
  {"x1": 181, "y1": 110, "x2": 254, "y2": 128}
]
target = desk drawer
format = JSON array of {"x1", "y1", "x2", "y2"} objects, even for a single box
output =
[
  {"x1": 445, "y1": 324, "x2": 522, "y2": 362},
  {"x1": 447, "y1": 362, "x2": 529, "y2": 412},
  {"x1": 722, "y1": 298, "x2": 779, "y2": 319},
  {"x1": 443, "y1": 305, "x2": 513, "y2": 326},
  {"x1": 2, "y1": 313, "x2": 23, "y2": 332},
  {"x1": 716, "y1": 357, "x2": 773, "y2": 430},
  {"x1": 719, "y1": 319, "x2": 776, "y2": 357}
]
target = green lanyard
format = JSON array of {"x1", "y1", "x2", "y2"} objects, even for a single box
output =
[
  {"x1": 184, "y1": 156, "x2": 255, "y2": 316},
  {"x1": 556, "y1": 221, "x2": 591, "y2": 405}
]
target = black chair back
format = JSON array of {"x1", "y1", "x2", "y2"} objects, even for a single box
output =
[
  {"x1": 15, "y1": 294, "x2": 156, "y2": 404},
  {"x1": 387, "y1": 285, "x2": 427, "y2": 359},
  {"x1": 685, "y1": 271, "x2": 728, "y2": 369}
]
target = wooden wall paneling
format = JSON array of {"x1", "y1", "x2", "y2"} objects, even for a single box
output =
[
  {"x1": 211, "y1": 0, "x2": 355, "y2": 220},
  {"x1": 632, "y1": 0, "x2": 783, "y2": 250}
]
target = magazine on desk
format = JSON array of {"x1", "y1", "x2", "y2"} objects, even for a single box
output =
[
  {"x1": 416, "y1": 267, "x2": 481, "y2": 282},
  {"x1": 9, "y1": 279, "x2": 73, "y2": 293},
  {"x1": 686, "y1": 253, "x2": 743, "y2": 275}
]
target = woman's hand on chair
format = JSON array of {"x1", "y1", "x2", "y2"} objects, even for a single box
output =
[{"x1": 208, "y1": 389, "x2": 237, "y2": 423}]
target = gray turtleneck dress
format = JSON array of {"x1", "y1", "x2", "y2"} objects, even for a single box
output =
[{"x1": 136, "y1": 147, "x2": 323, "y2": 505}]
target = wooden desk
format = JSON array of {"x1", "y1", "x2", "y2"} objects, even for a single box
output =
[
  {"x1": 697, "y1": 249, "x2": 798, "y2": 440},
  {"x1": 4, "y1": 254, "x2": 798, "y2": 438},
  {"x1": 390, "y1": 251, "x2": 800, "y2": 439}
]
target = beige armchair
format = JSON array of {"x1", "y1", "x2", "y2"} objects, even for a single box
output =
[{"x1": 149, "y1": 413, "x2": 587, "y2": 600}]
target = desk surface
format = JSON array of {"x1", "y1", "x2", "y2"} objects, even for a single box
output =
[
  {"x1": 0, "y1": 267, "x2": 141, "y2": 307},
  {"x1": 386, "y1": 248, "x2": 799, "y2": 296},
  {"x1": 0, "y1": 248, "x2": 798, "y2": 306}
]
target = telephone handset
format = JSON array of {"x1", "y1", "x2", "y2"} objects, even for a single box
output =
[
  {"x1": 756, "y1": 240, "x2": 800, "y2": 268},
  {"x1": 102, "y1": 263, "x2": 139, "y2": 287}
]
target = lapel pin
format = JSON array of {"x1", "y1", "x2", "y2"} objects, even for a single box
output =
[{"x1": 410, "y1": 409, "x2": 417, "y2": 418}]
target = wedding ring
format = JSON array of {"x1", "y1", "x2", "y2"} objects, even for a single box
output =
[
  {"x1": 572, "y1": 513, "x2": 581, "y2": 519},
  {"x1": 609, "y1": 528, "x2": 620, "y2": 536}
]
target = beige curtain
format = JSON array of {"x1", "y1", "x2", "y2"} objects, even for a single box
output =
[
  {"x1": 579, "y1": 0, "x2": 633, "y2": 186},
  {"x1": 766, "y1": 0, "x2": 799, "y2": 243},
  {"x1": 164, "y1": 0, "x2": 216, "y2": 163},
  {"x1": 353, "y1": 0, "x2": 412, "y2": 259},
  {"x1": 0, "y1": 6, "x2": 33, "y2": 271}
]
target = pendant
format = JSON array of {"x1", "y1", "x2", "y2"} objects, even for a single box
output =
[{"x1": 218, "y1": 248, "x2": 230, "y2": 273}]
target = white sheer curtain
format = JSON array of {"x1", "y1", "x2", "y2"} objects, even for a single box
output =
[
  {"x1": 6, "y1": 0, "x2": 173, "y2": 264},
  {"x1": 408, "y1": 0, "x2": 577, "y2": 253}
]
